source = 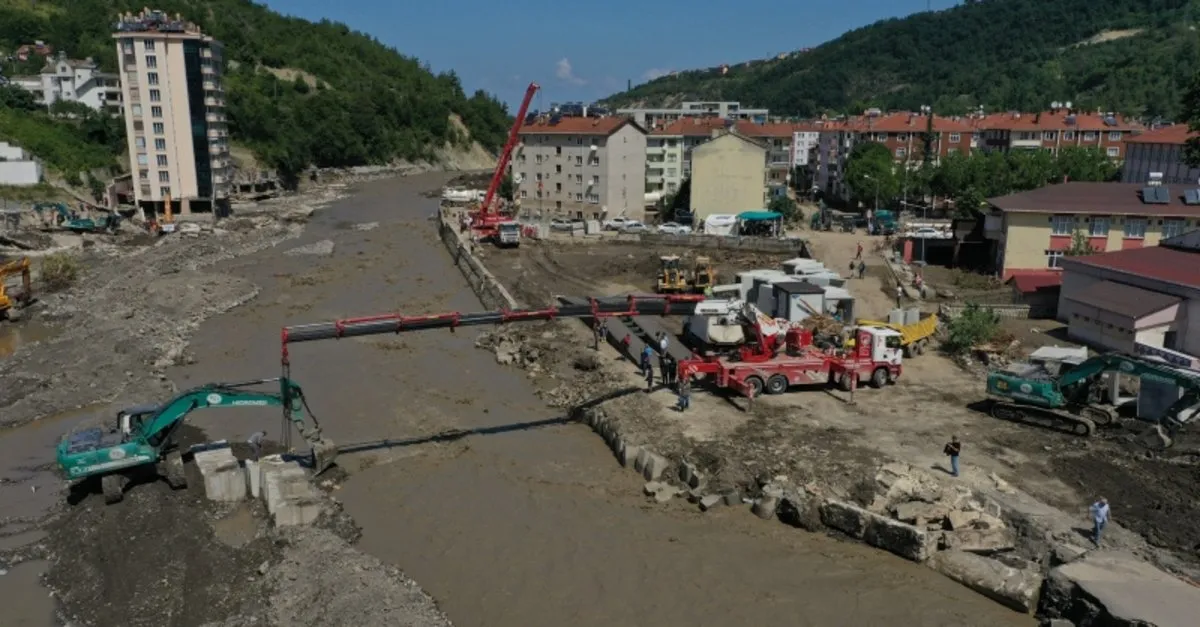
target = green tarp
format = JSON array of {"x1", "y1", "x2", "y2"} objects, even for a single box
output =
[{"x1": 738, "y1": 211, "x2": 783, "y2": 221}]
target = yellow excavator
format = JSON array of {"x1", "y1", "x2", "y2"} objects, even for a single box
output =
[
  {"x1": 656, "y1": 255, "x2": 688, "y2": 293},
  {"x1": 690, "y1": 256, "x2": 716, "y2": 294},
  {"x1": 0, "y1": 257, "x2": 33, "y2": 321}
]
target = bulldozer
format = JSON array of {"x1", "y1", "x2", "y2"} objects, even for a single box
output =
[
  {"x1": 689, "y1": 256, "x2": 716, "y2": 294},
  {"x1": 0, "y1": 257, "x2": 33, "y2": 321},
  {"x1": 656, "y1": 255, "x2": 689, "y2": 293}
]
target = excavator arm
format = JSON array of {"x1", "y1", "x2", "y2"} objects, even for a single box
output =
[{"x1": 136, "y1": 377, "x2": 336, "y2": 472}]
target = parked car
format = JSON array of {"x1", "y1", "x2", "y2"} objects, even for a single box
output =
[
  {"x1": 619, "y1": 221, "x2": 648, "y2": 233},
  {"x1": 549, "y1": 218, "x2": 572, "y2": 232},
  {"x1": 569, "y1": 218, "x2": 586, "y2": 230},
  {"x1": 657, "y1": 222, "x2": 692, "y2": 235},
  {"x1": 911, "y1": 227, "x2": 941, "y2": 239},
  {"x1": 603, "y1": 217, "x2": 633, "y2": 230}
]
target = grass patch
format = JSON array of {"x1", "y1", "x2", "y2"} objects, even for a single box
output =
[
  {"x1": 0, "y1": 183, "x2": 70, "y2": 203},
  {"x1": 40, "y1": 252, "x2": 79, "y2": 292}
]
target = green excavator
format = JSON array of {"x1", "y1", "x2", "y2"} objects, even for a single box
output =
[
  {"x1": 986, "y1": 352, "x2": 1200, "y2": 442},
  {"x1": 56, "y1": 377, "x2": 337, "y2": 504}
]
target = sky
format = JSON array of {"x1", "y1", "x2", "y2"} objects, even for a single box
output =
[{"x1": 262, "y1": 0, "x2": 962, "y2": 112}]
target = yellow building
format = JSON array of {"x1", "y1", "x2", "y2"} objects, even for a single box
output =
[
  {"x1": 985, "y1": 182, "x2": 1200, "y2": 283},
  {"x1": 689, "y1": 131, "x2": 767, "y2": 222}
]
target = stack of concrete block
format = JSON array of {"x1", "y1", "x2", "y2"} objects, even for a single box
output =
[
  {"x1": 193, "y1": 444, "x2": 248, "y2": 502},
  {"x1": 256, "y1": 454, "x2": 324, "y2": 527}
]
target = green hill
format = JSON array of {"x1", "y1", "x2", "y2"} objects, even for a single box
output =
[
  {"x1": 0, "y1": 0, "x2": 510, "y2": 183},
  {"x1": 603, "y1": 0, "x2": 1200, "y2": 119}
]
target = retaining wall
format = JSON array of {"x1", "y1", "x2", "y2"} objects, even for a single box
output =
[
  {"x1": 938, "y1": 303, "x2": 1040, "y2": 320},
  {"x1": 544, "y1": 230, "x2": 811, "y2": 256},
  {"x1": 436, "y1": 209, "x2": 518, "y2": 309}
]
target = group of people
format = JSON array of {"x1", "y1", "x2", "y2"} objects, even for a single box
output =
[{"x1": 636, "y1": 332, "x2": 691, "y2": 411}]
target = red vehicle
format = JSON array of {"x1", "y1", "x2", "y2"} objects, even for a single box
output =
[
  {"x1": 679, "y1": 325, "x2": 904, "y2": 398},
  {"x1": 470, "y1": 82, "x2": 539, "y2": 244}
]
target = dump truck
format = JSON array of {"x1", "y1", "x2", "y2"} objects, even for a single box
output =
[{"x1": 857, "y1": 311, "x2": 938, "y2": 357}]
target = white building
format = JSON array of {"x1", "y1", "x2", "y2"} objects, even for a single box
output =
[
  {"x1": 791, "y1": 127, "x2": 820, "y2": 168},
  {"x1": 9, "y1": 52, "x2": 122, "y2": 114},
  {"x1": 619, "y1": 101, "x2": 768, "y2": 130},
  {"x1": 0, "y1": 141, "x2": 43, "y2": 186}
]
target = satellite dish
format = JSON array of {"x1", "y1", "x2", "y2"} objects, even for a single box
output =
[
  {"x1": 1051, "y1": 101, "x2": 1061, "y2": 109},
  {"x1": 1065, "y1": 101, "x2": 1073, "y2": 109}
]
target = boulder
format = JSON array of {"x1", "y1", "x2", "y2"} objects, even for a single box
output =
[{"x1": 928, "y1": 551, "x2": 1042, "y2": 614}]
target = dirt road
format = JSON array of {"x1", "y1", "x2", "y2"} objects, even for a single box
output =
[{"x1": 160, "y1": 174, "x2": 1029, "y2": 626}]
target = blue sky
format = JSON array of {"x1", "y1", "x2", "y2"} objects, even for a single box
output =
[{"x1": 263, "y1": 0, "x2": 961, "y2": 111}]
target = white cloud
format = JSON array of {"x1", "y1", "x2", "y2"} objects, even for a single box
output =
[
  {"x1": 642, "y1": 68, "x2": 672, "y2": 81},
  {"x1": 555, "y1": 58, "x2": 586, "y2": 86}
]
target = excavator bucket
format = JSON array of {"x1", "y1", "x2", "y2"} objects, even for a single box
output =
[{"x1": 309, "y1": 438, "x2": 339, "y2": 475}]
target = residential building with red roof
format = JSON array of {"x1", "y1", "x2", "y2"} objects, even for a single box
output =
[
  {"x1": 645, "y1": 117, "x2": 731, "y2": 195},
  {"x1": 1120, "y1": 124, "x2": 1200, "y2": 186},
  {"x1": 972, "y1": 109, "x2": 1142, "y2": 159},
  {"x1": 983, "y1": 181, "x2": 1200, "y2": 282},
  {"x1": 1057, "y1": 230, "x2": 1200, "y2": 364},
  {"x1": 514, "y1": 116, "x2": 647, "y2": 221},
  {"x1": 735, "y1": 121, "x2": 805, "y2": 191}
]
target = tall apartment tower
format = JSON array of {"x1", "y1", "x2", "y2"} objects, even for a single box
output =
[{"x1": 113, "y1": 10, "x2": 230, "y2": 215}]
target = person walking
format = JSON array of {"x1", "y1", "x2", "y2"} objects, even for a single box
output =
[
  {"x1": 857, "y1": 260, "x2": 866, "y2": 279},
  {"x1": 895, "y1": 283, "x2": 904, "y2": 308},
  {"x1": 856, "y1": 241, "x2": 864, "y2": 260},
  {"x1": 640, "y1": 344, "x2": 654, "y2": 378},
  {"x1": 658, "y1": 332, "x2": 669, "y2": 354},
  {"x1": 644, "y1": 359, "x2": 655, "y2": 392},
  {"x1": 247, "y1": 430, "x2": 268, "y2": 462},
  {"x1": 1090, "y1": 497, "x2": 1110, "y2": 546},
  {"x1": 664, "y1": 353, "x2": 677, "y2": 387},
  {"x1": 943, "y1": 436, "x2": 962, "y2": 477},
  {"x1": 658, "y1": 351, "x2": 669, "y2": 387},
  {"x1": 675, "y1": 374, "x2": 691, "y2": 411}
]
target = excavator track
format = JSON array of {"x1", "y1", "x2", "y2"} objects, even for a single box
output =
[{"x1": 988, "y1": 400, "x2": 1096, "y2": 437}]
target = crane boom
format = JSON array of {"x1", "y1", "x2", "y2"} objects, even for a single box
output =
[
  {"x1": 475, "y1": 82, "x2": 539, "y2": 227},
  {"x1": 281, "y1": 294, "x2": 703, "y2": 347}
]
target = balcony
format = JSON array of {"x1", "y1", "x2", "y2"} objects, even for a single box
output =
[{"x1": 206, "y1": 113, "x2": 225, "y2": 123}]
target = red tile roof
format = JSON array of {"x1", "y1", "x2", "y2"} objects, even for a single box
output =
[
  {"x1": 1123, "y1": 125, "x2": 1196, "y2": 145},
  {"x1": 1008, "y1": 270, "x2": 1063, "y2": 294},
  {"x1": 989, "y1": 182, "x2": 1200, "y2": 218},
  {"x1": 970, "y1": 111, "x2": 1141, "y2": 132},
  {"x1": 649, "y1": 117, "x2": 731, "y2": 136},
  {"x1": 856, "y1": 112, "x2": 974, "y2": 133},
  {"x1": 734, "y1": 122, "x2": 799, "y2": 138},
  {"x1": 1063, "y1": 245, "x2": 1200, "y2": 290},
  {"x1": 520, "y1": 116, "x2": 638, "y2": 136}
]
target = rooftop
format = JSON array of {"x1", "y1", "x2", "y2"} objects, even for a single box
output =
[
  {"x1": 734, "y1": 122, "x2": 798, "y2": 138},
  {"x1": 855, "y1": 112, "x2": 975, "y2": 133},
  {"x1": 650, "y1": 117, "x2": 731, "y2": 136},
  {"x1": 1124, "y1": 125, "x2": 1195, "y2": 145},
  {"x1": 1007, "y1": 270, "x2": 1063, "y2": 294},
  {"x1": 1065, "y1": 279, "x2": 1183, "y2": 319},
  {"x1": 988, "y1": 182, "x2": 1200, "y2": 218},
  {"x1": 520, "y1": 116, "x2": 639, "y2": 136},
  {"x1": 971, "y1": 111, "x2": 1140, "y2": 132},
  {"x1": 1063, "y1": 244, "x2": 1200, "y2": 291}
]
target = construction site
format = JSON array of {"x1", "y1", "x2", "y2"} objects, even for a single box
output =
[{"x1": 0, "y1": 90, "x2": 1197, "y2": 626}]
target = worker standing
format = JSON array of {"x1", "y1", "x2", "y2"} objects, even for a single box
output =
[
  {"x1": 644, "y1": 359, "x2": 655, "y2": 392},
  {"x1": 675, "y1": 374, "x2": 691, "y2": 411},
  {"x1": 857, "y1": 260, "x2": 866, "y2": 279},
  {"x1": 943, "y1": 436, "x2": 962, "y2": 477},
  {"x1": 856, "y1": 241, "x2": 864, "y2": 260},
  {"x1": 658, "y1": 351, "x2": 669, "y2": 387},
  {"x1": 640, "y1": 344, "x2": 654, "y2": 378},
  {"x1": 665, "y1": 353, "x2": 677, "y2": 387},
  {"x1": 659, "y1": 332, "x2": 669, "y2": 354},
  {"x1": 896, "y1": 284, "x2": 904, "y2": 308},
  {"x1": 247, "y1": 430, "x2": 267, "y2": 462},
  {"x1": 1090, "y1": 497, "x2": 1110, "y2": 546}
]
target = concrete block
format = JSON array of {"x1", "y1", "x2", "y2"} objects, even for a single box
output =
[
  {"x1": 893, "y1": 501, "x2": 949, "y2": 524},
  {"x1": 272, "y1": 495, "x2": 324, "y2": 527},
  {"x1": 779, "y1": 488, "x2": 823, "y2": 531},
  {"x1": 752, "y1": 496, "x2": 779, "y2": 520},
  {"x1": 819, "y1": 499, "x2": 871, "y2": 539},
  {"x1": 644, "y1": 481, "x2": 666, "y2": 496},
  {"x1": 194, "y1": 448, "x2": 247, "y2": 502},
  {"x1": 620, "y1": 444, "x2": 642, "y2": 468},
  {"x1": 640, "y1": 452, "x2": 669, "y2": 481},
  {"x1": 928, "y1": 551, "x2": 1042, "y2": 614},
  {"x1": 633, "y1": 449, "x2": 649, "y2": 474},
  {"x1": 947, "y1": 509, "x2": 1004, "y2": 530},
  {"x1": 863, "y1": 515, "x2": 930, "y2": 562},
  {"x1": 1050, "y1": 542, "x2": 1089, "y2": 566},
  {"x1": 722, "y1": 489, "x2": 742, "y2": 507},
  {"x1": 1045, "y1": 551, "x2": 1200, "y2": 627},
  {"x1": 245, "y1": 459, "x2": 261, "y2": 499},
  {"x1": 943, "y1": 528, "x2": 1016, "y2": 555},
  {"x1": 699, "y1": 495, "x2": 723, "y2": 511}
]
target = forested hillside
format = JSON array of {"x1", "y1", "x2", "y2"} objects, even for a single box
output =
[
  {"x1": 605, "y1": 0, "x2": 1200, "y2": 118},
  {"x1": 0, "y1": 0, "x2": 510, "y2": 181}
]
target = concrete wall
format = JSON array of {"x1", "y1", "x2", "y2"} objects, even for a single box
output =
[
  {"x1": 163, "y1": 38, "x2": 199, "y2": 201},
  {"x1": 0, "y1": 160, "x2": 42, "y2": 186},
  {"x1": 604, "y1": 124, "x2": 647, "y2": 222},
  {"x1": 1058, "y1": 265, "x2": 1200, "y2": 355},
  {"x1": 690, "y1": 134, "x2": 767, "y2": 222}
]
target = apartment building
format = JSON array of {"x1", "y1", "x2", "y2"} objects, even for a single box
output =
[
  {"x1": 735, "y1": 122, "x2": 798, "y2": 194},
  {"x1": 690, "y1": 131, "x2": 768, "y2": 222},
  {"x1": 646, "y1": 117, "x2": 731, "y2": 194},
  {"x1": 513, "y1": 116, "x2": 647, "y2": 221},
  {"x1": 113, "y1": 9, "x2": 231, "y2": 214},
  {"x1": 1120, "y1": 125, "x2": 1200, "y2": 185},
  {"x1": 983, "y1": 182, "x2": 1200, "y2": 281},
  {"x1": 8, "y1": 52, "x2": 122, "y2": 114},
  {"x1": 973, "y1": 110, "x2": 1141, "y2": 160},
  {"x1": 618, "y1": 101, "x2": 768, "y2": 130}
]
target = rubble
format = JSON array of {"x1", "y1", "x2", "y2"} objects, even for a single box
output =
[
  {"x1": 928, "y1": 550, "x2": 1043, "y2": 613},
  {"x1": 284, "y1": 239, "x2": 335, "y2": 256}
]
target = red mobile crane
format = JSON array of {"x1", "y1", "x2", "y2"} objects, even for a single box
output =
[{"x1": 470, "y1": 82, "x2": 540, "y2": 245}]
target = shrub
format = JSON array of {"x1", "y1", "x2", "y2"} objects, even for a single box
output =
[
  {"x1": 41, "y1": 253, "x2": 79, "y2": 292},
  {"x1": 942, "y1": 303, "x2": 1000, "y2": 354}
]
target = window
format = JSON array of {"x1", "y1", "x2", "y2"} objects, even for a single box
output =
[
  {"x1": 556, "y1": 201, "x2": 562, "y2": 210},
  {"x1": 1043, "y1": 131, "x2": 1056, "y2": 141},
  {"x1": 1050, "y1": 215, "x2": 1076, "y2": 235},
  {"x1": 1162, "y1": 218, "x2": 1186, "y2": 239},
  {"x1": 135, "y1": 136, "x2": 146, "y2": 149},
  {"x1": 144, "y1": 40, "x2": 155, "y2": 51},
  {"x1": 1124, "y1": 217, "x2": 1146, "y2": 238},
  {"x1": 149, "y1": 89, "x2": 160, "y2": 102},
  {"x1": 948, "y1": 133, "x2": 961, "y2": 143},
  {"x1": 156, "y1": 155, "x2": 168, "y2": 167},
  {"x1": 667, "y1": 153, "x2": 677, "y2": 162},
  {"x1": 155, "y1": 138, "x2": 166, "y2": 151},
  {"x1": 136, "y1": 154, "x2": 148, "y2": 166},
  {"x1": 151, "y1": 106, "x2": 162, "y2": 118},
  {"x1": 555, "y1": 164, "x2": 562, "y2": 174},
  {"x1": 555, "y1": 146, "x2": 562, "y2": 155},
  {"x1": 1089, "y1": 216, "x2": 1110, "y2": 236},
  {"x1": 535, "y1": 172, "x2": 542, "y2": 181},
  {"x1": 520, "y1": 190, "x2": 527, "y2": 198},
  {"x1": 1064, "y1": 131, "x2": 1075, "y2": 141},
  {"x1": 667, "y1": 182, "x2": 677, "y2": 191},
  {"x1": 947, "y1": 147, "x2": 959, "y2": 155},
  {"x1": 575, "y1": 156, "x2": 582, "y2": 165},
  {"x1": 1082, "y1": 132, "x2": 1096, "y2": 141},
  {"x1": 896, "y1": 148, "x2": 907, "y2": 158},
  {"x1": 148, "y1": 72, "x2": 159, "y2": 85},
  {"x1": 158, "y1": 171, "x2": 169, "y2": 183},
  {"x1": 588, "y1": 157, "x2": 599, "y2": 166},
  {"x1": 145, "y1": 55, "x2": 157, "y2": 69},
  {"x1": 1106, "y1": 146, "x2": 1119, "y2": 158},
  {"x1": 535, "y1": 155, "x2": 542, "y2": 164},
  {"x1": 159, "y1": 186, "x2": 170, "y2": 197},
  {"x1": 586, "y1": 193, "x2": 600, "y2": 204},
  {"x1": 1046, "y1": 250, "x2": 1064, "y2": 268},
  {"x1": 575, "y1": 193, "x2": 583, "y2": 201},
  {"x1": 152, "y1": 122, "x2": 164, "y2": 134},
  {"x1": 122, "y1": 40, "x2": 134, "y2": 54},
  {"x1": 555, "y1": 182, "x2": 562, "y2": 192},
  {"x1": 131, "y1": 104, "x2": 142, "y2": 116},
  {"x1": 875, "y1": 133, "x2": 887, "y2": 142},
  {"x1": 1108, "y1": 131, "x2": 1121, "y2": 141},
  {"x1": 139, "y1": 169, "x2": 149, "y2": 181},
  {"x1": 667, "y1": 168, "x2": 676, "y2": 177}
]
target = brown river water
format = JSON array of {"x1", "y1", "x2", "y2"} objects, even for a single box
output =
[{"x1": 0, "y1": 173, "x2": 1031, "y2": 626}]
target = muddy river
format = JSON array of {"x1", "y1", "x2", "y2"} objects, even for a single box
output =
[{"x1": 0, "y1": 173, "x2": 1031, "y2": 626}]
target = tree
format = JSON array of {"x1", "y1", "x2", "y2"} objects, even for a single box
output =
[
  {"x1": 844, "y1": 142, "x2": 898, "y2": 208},
  {"x1": 0, "y1": 85, "x2": 39, "y2": 112},
  {"x1": 498, "y1": 172, "x2": 515, "y2": 202},
  {"x1": 790, "y1": 165, "x2": 813, "y2": 195},
  {"x1": 1065, "y1": 230, "x2": 1097, "y2": 256},
  {"x1": 1056, "y1": 147, "x2": 1119, "y2": 183},
  {"x1": 661, "y1": 178, "x2": 690, "y2": 222},
  {"x1": 943, "y1": 303, "x2": 1000, "y2": 354},
  {"x1": 768, "y1": 195, "x2": 802, "y2": 222},
  {"x1": 1183, "y1": 69, "x2": 1200, "y2": 168}
]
